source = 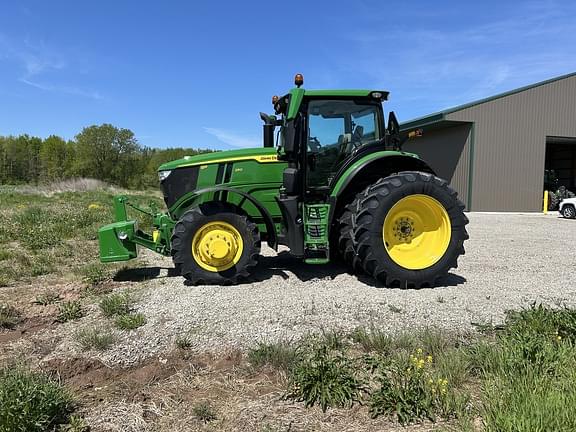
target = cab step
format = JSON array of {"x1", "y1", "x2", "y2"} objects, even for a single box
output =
[{"x1": 304, "y1": 204, "x2": 330, "y2": 264}]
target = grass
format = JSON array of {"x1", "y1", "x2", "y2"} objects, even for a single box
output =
[
  {"x1": 115, "y1": 312, "x2": 146, "y2": 330},
  {"x1": 0, "y1": 187, "x2": 164, "y2": 286},
  {"x1": 277, "y1": 304, "x2": 576, "y2": 429},
  {"x1": 350, "y1": 326, "x2": 393, "y2": 353},
  {"x1": 175, "y1": 334, "x2": 194, "y2": 350},
  {"x1": 34, "y1": 290, "x2": 62, "y2": 305},
  {"x1": 75, "y1": 327, "x2": 116, "y2": 351},
  {"x1": 192, "y1": 401, "x2": 217, "y2": 423},
  {"x1": 248, "y1": 341, "x2": 300, "y2": 371},
  {"x1": 0, "y1": 304, "x2": 22, "y2": 329},
  {"x1": 80, "y1": 262, "x2": 109, "y2": 285},
  {"x1": 99, "y1": 292, "x2": 133, "y2": 317},
  {"x1": 0, "y1": 365, "x2": 76, "y2": 432},
  {"x1": 56, "y1": 301, "x2": 84, "y2": 322}
]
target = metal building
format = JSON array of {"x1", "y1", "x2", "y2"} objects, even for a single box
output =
[{"x1": 400, "y1": 72, "x2": 576, "y2": 212}]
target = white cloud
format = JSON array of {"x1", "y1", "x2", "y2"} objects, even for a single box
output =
[
  {"x1": 0, "y1": 34, "x2": 102, "y2": 100},
  {"x1": 203, "y1": 127, "x2": 260, "y2": 148},
  {"x1": 19, "y1": 78, "x2": 103, "y2": 100},
  {"x1": 332, "y1": 1, "x2": 576, "y2": 119}
]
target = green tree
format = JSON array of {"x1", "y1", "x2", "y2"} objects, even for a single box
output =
[
  {"x1": 40, "y1": 135, "x2": 68, "y2": 181},
  {"x1": 73, "y1": 124, "x2": 140, "y2": 187}
]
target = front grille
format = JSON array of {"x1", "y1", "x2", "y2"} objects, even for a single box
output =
[{"x1": 160, "y1": 166, "x2": 199, "y2": 209}]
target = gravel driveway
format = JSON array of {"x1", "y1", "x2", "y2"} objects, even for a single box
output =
[{"x1": 55, "y1": 213, "x2": 576, "y2": 365}]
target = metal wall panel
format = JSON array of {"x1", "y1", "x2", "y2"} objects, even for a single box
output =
[
  {"x1": 446, "y1": 75, "x2": 576, "y2": 211},
  {"x1": 403, "y1": 123, "x2": 471, "y2": 208}
]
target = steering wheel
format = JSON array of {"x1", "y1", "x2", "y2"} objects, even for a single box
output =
[{"x1": 308, "y1": 136, "x2": 321, "y2": 152}]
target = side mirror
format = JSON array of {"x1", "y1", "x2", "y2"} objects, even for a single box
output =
[
  {"x1": 386, "y1": 111, "x2": 402, "y2": 150},
  {"x1": 387, "y1": 111, "x2": 400, "y2": 136}
]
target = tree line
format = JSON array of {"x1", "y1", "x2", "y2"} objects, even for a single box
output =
[{"x1": 0, "y1": 124, "x2": 212, "y2": 189}]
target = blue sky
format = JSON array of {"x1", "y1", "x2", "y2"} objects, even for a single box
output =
[{"x1": 1, "y1": 0, "x2": 575, "y2": 150}]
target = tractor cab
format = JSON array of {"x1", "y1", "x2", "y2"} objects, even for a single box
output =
[{"x1": 261, "y1": 74, "x2": 413, "y2": 263}]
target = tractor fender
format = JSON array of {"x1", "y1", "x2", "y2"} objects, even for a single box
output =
[
  {"x1": 330, "y1": 152, "x2": 435, "y2": 212},
  {"x1": 174, "y1": 186, "x2": 278, "y2": 250}
]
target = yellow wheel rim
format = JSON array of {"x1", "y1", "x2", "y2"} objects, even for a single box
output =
[
  {"x1": 383, "y1": 194, "x2": 451, "y2": 270},
  {"x1": 192, "y1": 221, "x2": 244, "y2": 272}
]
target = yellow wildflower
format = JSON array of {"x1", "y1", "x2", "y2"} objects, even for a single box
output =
[
  {"x1": 427, "y1": 355, "x2": 433, "y2": 363},
  {"x1": 88, "y1": 203, "x2": 102, "y2": 210},
  {"x1": 417, "y1": 359, "x2": 425, "y2": 369},
  {"x1": 417, "y1": 348, "x2": 423, "y2": 355},
  {"x1": 557, "y1": 335, "x2": 562, "y2": 341}
]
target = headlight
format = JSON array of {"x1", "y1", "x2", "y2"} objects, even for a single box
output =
[{"x1": 158, "y1": 170, "x2": 172, "y2": 182}]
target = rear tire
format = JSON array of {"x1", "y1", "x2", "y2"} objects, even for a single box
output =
[
  {"x1": 561, "y1": 204, "x2": 576, "y2": 219},
  {"x1": 345, "y1": 171, "x2": 469, "y2": 288},
  {"x1": 337, "y1": 202, "x2": 363, "y2": 272},
  {"x1": 171, "y1": 202, "x2": 260, "y2": 285},
  {"x1": 547, "y1": 191, "x2": 559, "y2": 211}
]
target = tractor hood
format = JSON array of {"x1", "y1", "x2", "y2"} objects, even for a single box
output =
[{"x1": 158, "y1": 147, "x2": 278, "y2": 171}]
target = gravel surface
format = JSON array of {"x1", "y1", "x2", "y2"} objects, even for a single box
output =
[{"x1": 51, "y1": 213, "x2": 576, "y2": 365}]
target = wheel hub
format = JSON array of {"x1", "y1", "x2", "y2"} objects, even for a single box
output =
[
  {"x1": 394, "y1": 218, "x2": 415, "y2": 240},
  {"x1": 383, "y1": 195, "x2": 451, "y2": 270},
  {"x1": 192, "y1": 222, "x2": 243, "y2": 272}
]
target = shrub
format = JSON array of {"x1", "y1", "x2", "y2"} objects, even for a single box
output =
[
  {"x1": 193, "y1": 401, "x2": 217, "y2": 423},
  {"x1": 30, "y1": 255, "x2": 56, "y2": 276},
  {"x1": 369, "y1": 349, "x2": 466, "y2": 424},
  {"x1": 175, "y1": 334, "x2": 194, "y2": 350},
  {"x1": 0, "y1": 304, "x2": 21, "y2": 329},
  {"x1": 99, "y1": 292, "x2": 132, "y2": 317},
  {"x1": 81, "y1": 262, "x2": 109, "y2": 285},
  {"x1": 34, "y1": 290, "x2": 62, "y2": 306},
  {"x1": 248, "y1": 341, "x2": 300, "y2": 371},
  {"x1": 286, "y1": 344, "x2": 364, "y2": 412},
  {"x1": 57, "y1": 301, "x2": 84, "y2": 322},
  {"x1": 75, "y1": 327, "x2": 116, "y2": 351},
  {"x1": 0, "y1": 366, "x2": 74, "y2": 432},
  {"x1": 115, "y1": 313, "x2": 146, "y2": 330},
  {"x1": 61, "y1": 414, "x2": 88, "y2": 432}
]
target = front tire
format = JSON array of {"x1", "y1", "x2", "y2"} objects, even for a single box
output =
[
  {"x1": 346, "y1": 171, "x2": 469, "y2": 288},
  {"x1": 171, "y1": 203, "x2": 260, "y2": 285},
  {"x1": 561, "y1": 205, "x2": 576, "y2": 219}
]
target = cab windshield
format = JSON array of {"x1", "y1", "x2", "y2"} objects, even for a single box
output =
[{"x1": 307, "y1": 99, "x2": 381, "y2": 188}]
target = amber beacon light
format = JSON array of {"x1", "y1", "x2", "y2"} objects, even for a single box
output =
[{"x1": 294, "y1": 73, "x2": 304, "y2": 87}]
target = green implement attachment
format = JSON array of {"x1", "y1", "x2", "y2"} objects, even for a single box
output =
[
  {"x1": 98, "y1": 220, "x2": 138, "y2": 262},
  {"x1": 98, "y1": 196, "x2": 173, "y2": 263}
]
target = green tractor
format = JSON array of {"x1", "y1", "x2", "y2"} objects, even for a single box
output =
[{"x1": 98, "y1": 74, "x2": 469, "y2": 288}]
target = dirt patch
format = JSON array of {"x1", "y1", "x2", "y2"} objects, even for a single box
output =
[
  {"x1": 42, "y1": 349, "x2": 246, "y2": 404},
  {"x1": 0, "y1": 316, "x2": 53, "y2": 344}
]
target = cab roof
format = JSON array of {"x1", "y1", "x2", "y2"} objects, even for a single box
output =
[{"x1": 303, "y1": 89, "x2": 389, "y2": 99}]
